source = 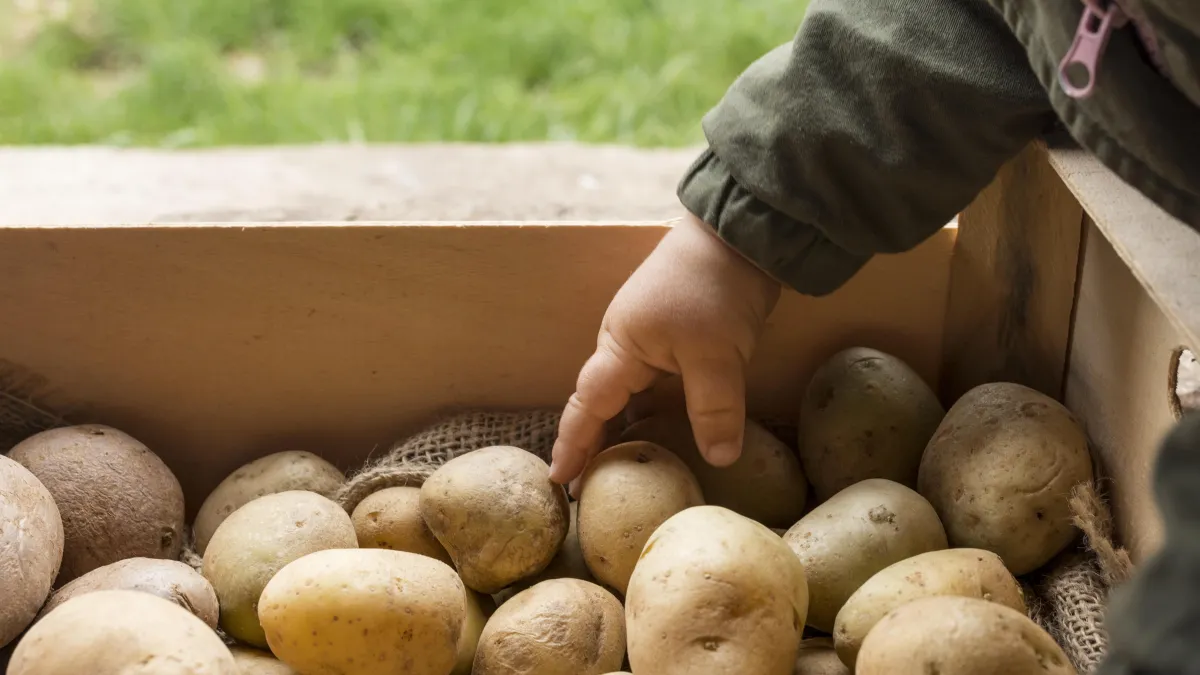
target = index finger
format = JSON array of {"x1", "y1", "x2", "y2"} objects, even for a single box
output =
[{"x1": 549, "y1": 340, "x2": 658, "y2": 486}]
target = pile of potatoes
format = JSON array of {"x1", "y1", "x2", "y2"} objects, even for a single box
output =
[{"x1": 0, "y1": 345, "x2": 1094, "y2": 674}]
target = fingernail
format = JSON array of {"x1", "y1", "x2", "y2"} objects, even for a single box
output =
[{"x1": 706, "y1": 442, "x2": 741, "y2": 467}]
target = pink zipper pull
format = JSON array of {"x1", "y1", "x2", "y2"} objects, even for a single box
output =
[{"x1": 1058, "y1": 0, "x2": 1127, "y2": 99}]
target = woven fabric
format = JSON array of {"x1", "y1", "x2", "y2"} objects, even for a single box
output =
[{"x1": 0, "y1": 361, "x2": 70, "y2": 451}]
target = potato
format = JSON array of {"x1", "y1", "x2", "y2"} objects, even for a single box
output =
[
  {"x1": 8, "y1": 590, "x2": 236, "y2": 675},
  {"x1": 782, "y1": 478, "x2": 947, "y2": 632},
  {"x1": 453, "y1": 590, "x2": 495, "y2": 675},
  {"x1": 833, "y1": 548, "x2": 1025, "y2": 668},
  {"x1": 494, "y1": 501, "x2": 594, "y2": 605},
  {"x1": 0, "y1": 455, "x2": 63, "y2": 648},
  {"x1": 855, "y1": 595, "x2": 1073, "y2": 675},
  {"x1": 37, "y1": 557, "x2": 219, "y2": 629},
  {"x1": 8, "y1": 424, "x2": 184, "y2": 583},
  {"x1": 799, "y1": 348, "x2": 944, "y2": 501},
  {"x1": 194, "y1": 450, "x2": 345, "y2": 555},
  {"x1": 474, "y1": 578, "x2": 625, "y2": 675},
  {"x1": 794, "y1": 638, "x2": 849, "y2": 675},
  {"x1": 259, "y1": 548, "x2": 466, "y2": 675},
  {"x1": 202, "y1": 490, "x2": 357, "y2": 647},
  {"x1": 421, "y1": 446, "x2": 569, "y2": 593},
  {"x1": 627, "y1": 505, "x2": 808, "y2": 675},
  {"x1": 352, "y1": 485, "x2": 453, "y2": 566},
  {"x1": 917, "y1": 382, "x2": 1094, "y2": 574},
  {"x1": 231, "y1": 647, "x2": 298, "y2": 674},
  {"x1": 620, "y1": 414, "x2": 807, "y2": 528}
]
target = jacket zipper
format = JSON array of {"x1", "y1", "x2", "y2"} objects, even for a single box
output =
[{"x1": 1058, "y1": 0, "x2": 1169, "y2": 100}]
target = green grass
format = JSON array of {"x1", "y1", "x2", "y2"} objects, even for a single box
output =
[{"x1": 0, "y1": 0, "x2": 803, "y2": 146}]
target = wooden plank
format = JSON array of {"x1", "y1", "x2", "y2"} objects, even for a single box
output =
[
  {"x1": 939, "y1": 142, "x2": 1085, "y2": 405},
  {"x1": 1065, "y1": 219, "x2": 1187, "y2": 563},
  {"x1": 0, "y1": 221, "x2": 955, "y2": 514},
  {"x1": 1047, "y1": 148, "x2": 1200, "y2": 351}
]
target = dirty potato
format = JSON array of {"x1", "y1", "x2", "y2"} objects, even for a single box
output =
[
  {"x1": 37, "y1": 557, "x2": 219, "y2": 629},
  {"x1": 783, "y1": 479, "x2": 947, "y2": 633},
  {"x1": 794, "y1": 638, "x2": 850, "y2": 675},
  {"x1": 918, "y1": 382, "x2": 1094, "y2": 574},
  {"x1": 420, "y1": 446, "x2": 569, "y2": 594},
  {"x1": 0, "y1": 455, "x2": 64, "y2": 648},
  {"x1": 474, "y1": 578, "x2": 625, "y2": 675},
  {"x1": 352, "y1": 486, "x2": 453, "y2": 566},
  {"x1": 231, "y1": 647, "x2": 298, "y2": 675},
  {"x1": 799, "y1": 348, "x2": 944, "y2": 501}
]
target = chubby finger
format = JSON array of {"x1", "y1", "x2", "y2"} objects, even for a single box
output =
[
  {"x1": 680, "y1": 353, "x2": 747, "y2": 468},
  {"x1": 549, "y1": 340, "x2": 658, "y2": 486}
]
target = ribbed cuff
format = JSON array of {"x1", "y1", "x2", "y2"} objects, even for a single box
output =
[{"x1": 676, "y1": 147, "x2": 871, "y2": 297}]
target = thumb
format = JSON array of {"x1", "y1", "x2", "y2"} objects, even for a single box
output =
[{"x1": 679, "y1": 353, "x2": 747, "y2": 468}]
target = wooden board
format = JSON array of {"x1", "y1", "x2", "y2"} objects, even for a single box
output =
[
  {"x1": 940, "y1": 141, "x2": 1085, "y2": 405},
  {"x1": 0, "y1": 221, "x2": 955, "y2": 514}
]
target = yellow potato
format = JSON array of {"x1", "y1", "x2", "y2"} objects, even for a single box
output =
[
  {"x1": 474, "y1": 578, "x2": 625, "y2": 675},
  {"x1": 38, "y1": 557, "x2": 219, "y2": 629},
  {"x1": 352, "y1": 486, "x2": 453, "y2": 566},
  {"x1": 202, "y1": 490, "x2": 357, "y2": 647},
  {"x1": 8, "y1": 590, "x2": 236, "y2": 675},
  {"x1": 782, "y1": 479, "x2": 947, "y2": 632},
  {"x1": 194, "y1": 450, "x2": 345, "y2": 555},
  {"x1": 627, "y1": 505, "x2": 808, "y2": 675},
  {"x1": 794, "y1": 638, "x2": 850, "y2": 675},
  {"x1": 620, "y1": 414, "x2": 807, "y2": 528},
  {"x1": 578, "y1": 441, "x2": 704, "y2": 595},
  {"x1": 918, "y1": 382, "x2": 1094, "y2": 574},
  {"x1": 231, "y1": 647, "x2": 298, "y2": 674},
  {"x1": 494, "y1": 501, "x2": 594, "y2": 605},
  {"x1": 259, "y1": 548, "x2": 466, "y2": 675},
  {"x1": 0, "y1": 455, "x2": 63, "y2": 648},
  {"x1": 856, "y1": 596, "x2": 1073, "y2": 675},
  {"x1": 799, "y1": 348, "x2": 944, "y2": 501},
  {"x1": 453, "y1": 590, "x2": 495, "y2": 675},
  {"x1": 421, "y1": 446, "x2": 569, "y2": 594},
  {"x1": 8, "y1": 424, "x2": 184, "y2": 584},
  {"x1": 833, "y1": 548, "x2": 1025, "y2": 668}
]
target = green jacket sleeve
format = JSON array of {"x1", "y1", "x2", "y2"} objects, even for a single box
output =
[{"x1": 677, "y1": 0, "x2": 1056, "y2": 295}]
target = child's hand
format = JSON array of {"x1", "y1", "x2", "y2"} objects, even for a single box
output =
[{"x1": 548, "y1": 212, "x2": 781, "y2": 491}]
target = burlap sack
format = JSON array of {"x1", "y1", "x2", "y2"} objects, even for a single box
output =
[{"x1": 0, "y1": 361, "x2": 70, "y2": 451}]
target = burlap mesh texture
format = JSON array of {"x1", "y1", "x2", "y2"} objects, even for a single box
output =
[
  {"x1": 0, "y1": 361, "x2": 70, "y2": 451},
  {"x1": 162, "y1": 408, "x2": 1125, "y2": 669}
]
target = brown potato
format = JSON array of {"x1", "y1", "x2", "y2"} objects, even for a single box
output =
[
  {"x1": 8, "y1": 590, "x2": 236, "y2": 675},
  {"x1": 231, "y1": 647, "x2": 298, "y2": 674},
  {"x1": 855, "y1": 596, "x2": 1073, "y2": 675},
  {"x1": 833, "y1": 548, "x2": 1025, "y2": 668},
  {"x1": 783, "y1": 479, "x2": 947, "y2": 632},
  {"x1": 620, "y1": 414, "x2": 807, "y2": 528},
  {"x1": 352, "y1": 486, "x2": 452, "y2": 566},
  {"x1": 194, "y1": 450, "x2": 345, "y2": 555},
  {"x1": 8, "y1": 424, "x2": 184, "y2": 584},
  {"x1": 918, "y1": 382, "x2": 1094, "y2": 574},
  {"x1": 794, "y1": 638, "x2": 850, "y2": 675},
  {"x1": 259, "y1": 548, "x2": 466, "y2": 675},
  {"x1": 0, "y1": 455, "x2": 63, "y2": 648},
  {"x1": 202, "y1": 490, "x2": 358, "y2": 647},
  {"x1": 578, "y1": 441, "x2": 704, "y2": 595},
  {"x1": 474, "y1": 578, "x2": 625, "y2": 675},
  {"x1": 421, "y1": 446, "x2": 569, "y2": 594},
  {"x1": 37, "y1": 557, "x2": 219, "y2": 629},
  {"x1": 627, "y1": 505, "x2": 808, "y2": 675},
  {"x1": 799, "y1": 348, "x2": 944, "y2": 501}
]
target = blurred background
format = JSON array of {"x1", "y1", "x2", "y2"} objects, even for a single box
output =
[{"x1": 0, "y1": 0, "x2": 803, "y2": 147}]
